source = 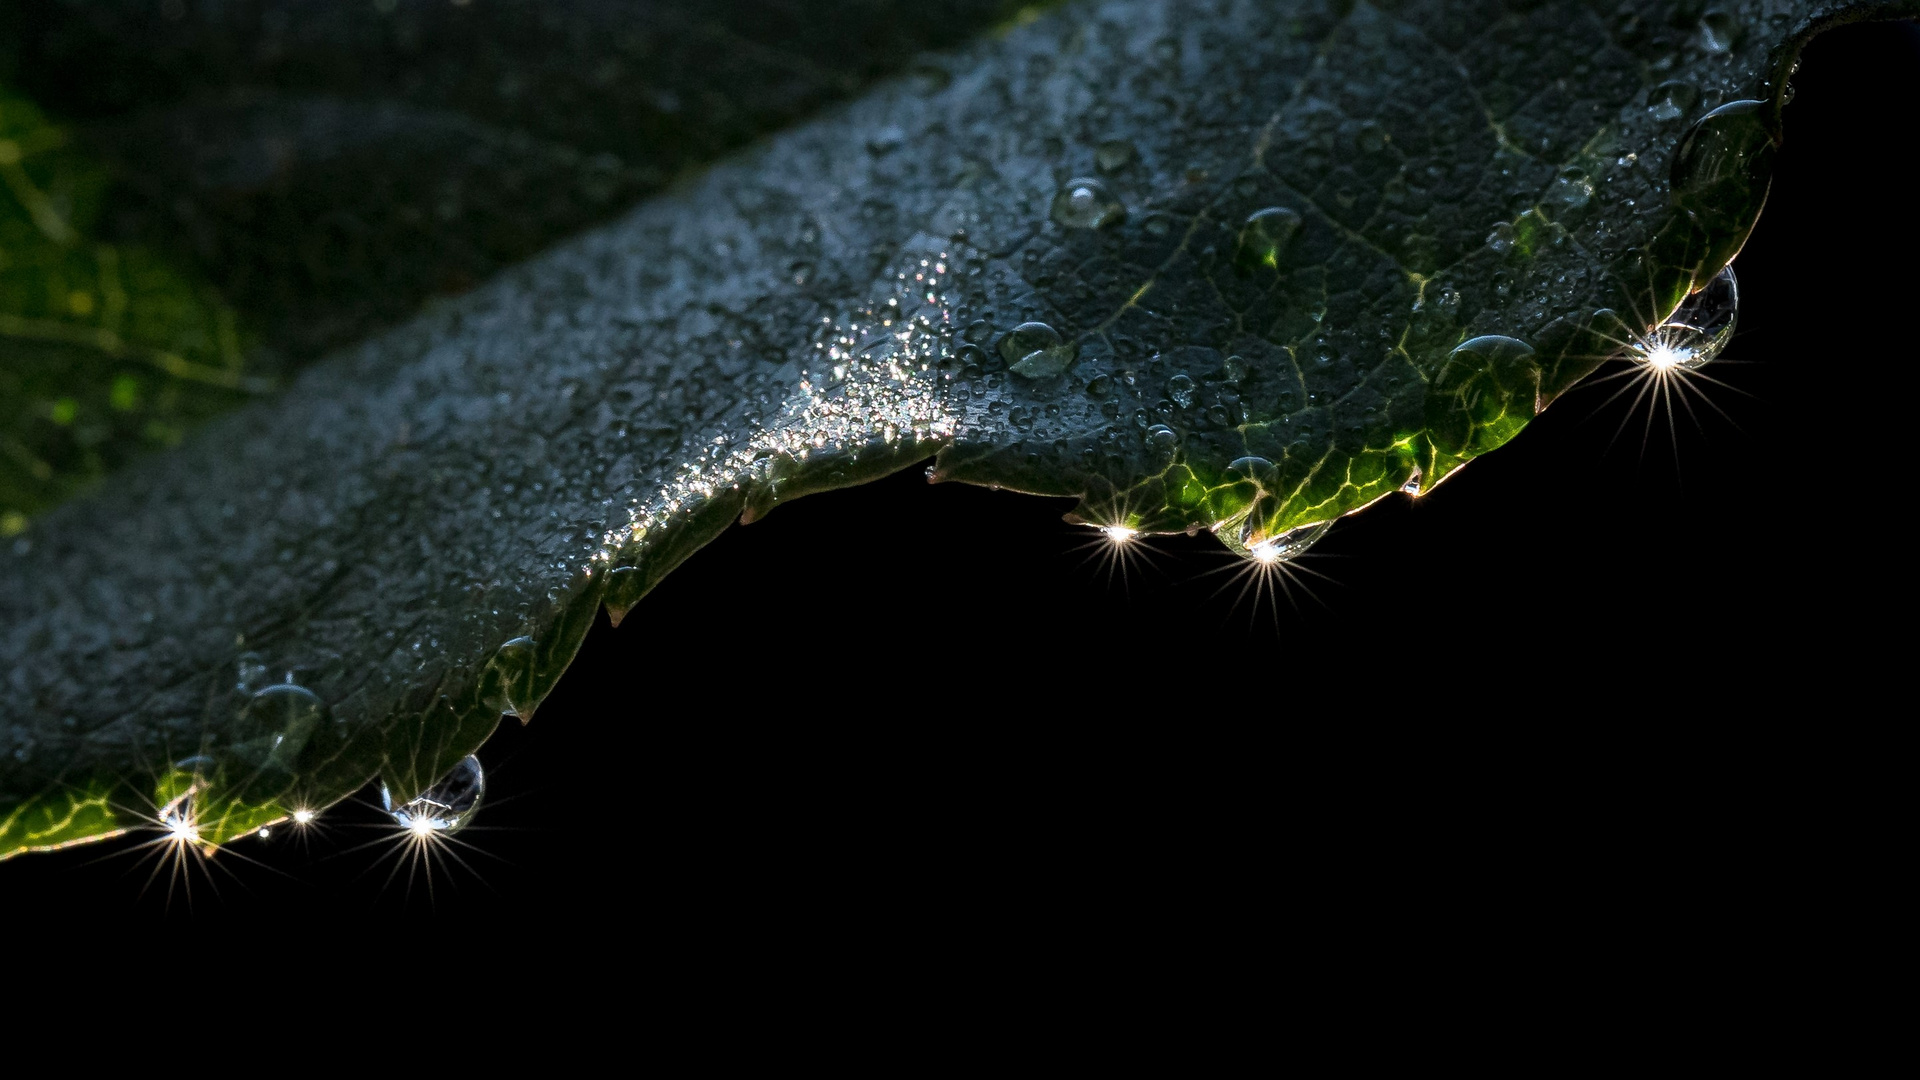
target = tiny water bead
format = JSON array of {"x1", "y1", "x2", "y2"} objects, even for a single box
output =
[
  {"x1": 1234, "y1": 206, "x2": 1302, "y2": 271},
  {"x1": 382, "y1": 754, "x2": 485, "y2": 837},
  {"x1": 1638, "y1": 264, "x2": 1737, "y2": 371},
  {"x1": 997, "y1": 321, "x2": 1077, "y2": 378},
  {"x1": 1051, "y1": 177, "x2": 1125, "y2": 230}
]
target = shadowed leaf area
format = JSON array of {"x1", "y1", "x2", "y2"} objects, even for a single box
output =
[
  {"x1": 0, "y1": 0, "x2": 1029, "y2": 517},
  {"x1": 2, "y1": 0, "x2": 1912, "y2": 857}
]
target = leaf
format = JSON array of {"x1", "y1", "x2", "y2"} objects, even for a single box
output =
[
  {"x1": 0, "y1": 86, "x2": 261, "y2": 526},
  {"x1": 3, "y1": 0, "x2": 1031, "y2": 366},
  {"x1": 2, "y1": 0, "x2": 1911, "y2": 858}
]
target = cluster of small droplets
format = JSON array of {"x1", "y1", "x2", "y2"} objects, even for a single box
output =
[{"x1": 587, "y1": 244, "x2": 964, "y2": 566}]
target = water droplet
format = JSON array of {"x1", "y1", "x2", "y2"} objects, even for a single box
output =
[
  {"x1": 1670, "y1": 100, "x2": 1775, "y2": 246},
  {"x1": 998, "y1": 322, "x2": 1077, "y2": 379},
  {"x1": 1167, "y1": 374, "x2": 1195, "y2": 408},
  {"x1": 1223, "y1": 519, "x2": 1332, "y2": 563},
  {"x1": 1647, "y1": 79, "x2": 1700, "y2": 122},
  {"x1": 1234, "y1": 207, "x2": 1302, "y2": 271},
  {"x1": 1145, "y1": 424, "x2": 1179, "y2": 461},
  {"x1": 1087, "y1": 373, "x2": 1114, "y2": 396},
  {"x1": 1486, "y1": 222, "x2": 1515, "y2": 255},
  {"x1": 1401, "y1": 466, "x2": 1424, "y2": 496},
  {"x1": 1699, "y1": 10, "x2": 1743, "y2": 53},
  {"x1": 1095, "y1": 139, "x2": 1136, "y2": 173},
  {"x1": 382, "y1": 754, "x2": 485, "y2": 836},
  {"x1": 238, "y1": 683, "x2": 327, "y2": 771},
  {"x1": 1641, "y1": 264, "x2": 1738, "y2": 370},
  {"x1": 480, "y1": 636, "x2": 540, "y2": 720},
  {"x1": 1051, "y1": 178, "x2": 1125, "y2": 229},
  {"x1": 234, "y1": 651, "x2": 270, "y2": 693},
  {"x1": 1549, "y1": 168, "x2": 1593, "y2": 212},
  {"x1": 1448, "y1": 335, "x2": 1537, "y2": 368}
]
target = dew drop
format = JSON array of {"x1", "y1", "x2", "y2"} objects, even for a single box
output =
[
  {"x1": 1549, "y1": 167, "x2": 1593, "y2": 212},
  {"x1": 1167, "y1": 374, "x2": 1195, "y2": 408},
  {"x1": 1699, "y1": 10, "x2": 1744, "y2": 54},
  {"x1": 1051, "y1": 177, "x2": 1125, "y2": 229},
  {"x1": 1641, "y1": 264, "x2": 1738, "y2": 371},
  {"x1": 382, "y1": 754, "x2": 485, "y2": 836},
  {"x1": 997, "y1": 322, "x2": 1077, "y2": 378},
  {"x1": 1087, "y1": 373, "x2": 1114, "y2": 396},
  {"x1": 1222, "y1": 518, "x2": 1331, "y2": 563},
  {"x1": 234, "y1": 651, "x2": 270, "y2": 693},
  {"x1": 238, "y1": 683, "x2": 327, "y2": 771},
  {"x1": 480, "y1": 636, "x2": 540, "y2": 720},
  {"x1": 1095, "y1": 139, "x2": 1136, "y2": 173},
  {"x1": 1647, "y1": 79, "x2": 1700, "y2": 122},
  {"x1": 1486, "y1": 222, "x2": 1515, "y2": 255},
  {"x1": 1670, "y1": 100, "x2": 1775, "y2": 244},
  {"x1": 1234, "y1": 207, "x2": 1302, "y2": 271},
  {"x1": 1401, "y1": 466, "x2": 1424, "y2": 496}
]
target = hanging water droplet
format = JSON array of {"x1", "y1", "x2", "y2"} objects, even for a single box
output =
[
  {"x1": 1095, "y1": 138, "x2": 1136, "y2": 173},
  {"x1": 1234, "y1": 207, "x2": 1302, "y2": 271},
  {"x1": 382, "y1": 754, "x2": 485, "y2": 837},
  {"x1": 1647, "y1": 79, "x2": 1700, "y2": 122},
  {"x1": 1640, "y1": 264, "x2": 1738, "y2": 371},
  {"x1": 1448, "y1": 335, "x2": 1537, "y2": 368},
  {"x1": 1401, "y1": 466, "x2": 1424, "y2": 496},
  {"x1": 1167, "y1": 374, "x2": 1195, "y2": 408},
  {"x1": 1222, "y1": 518, "x2": 1332, "y2": 563},
  {"x1": 998, "y1": 322, "x2": 1078, "y2": 378},
  {"x1": 1051, "y1": 177, "x2": 1125, "y2": 229}
]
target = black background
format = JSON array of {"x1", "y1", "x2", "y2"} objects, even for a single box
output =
[{"x1": 7, "y1": 20, "x2": 1914, "y2": 922}]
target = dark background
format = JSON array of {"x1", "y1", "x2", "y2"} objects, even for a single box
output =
[{"x1": 8, "y1": 19, "x2": 1914, "y2": 920}]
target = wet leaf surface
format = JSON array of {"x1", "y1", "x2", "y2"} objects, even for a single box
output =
[{"x1": 3, "y1": 0, "x2": 1912, "y2": 858}]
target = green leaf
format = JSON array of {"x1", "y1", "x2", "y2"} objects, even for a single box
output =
[
  {"x1": 0, "y1": 86, "x2": 260, "y2": 526},
  {"x1": 3, "y1": 0, "x2": 1911, "y2": 858}
]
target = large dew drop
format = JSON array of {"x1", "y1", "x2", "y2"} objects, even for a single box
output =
[
  {"x1": 998, "y1": 322, "x2": 1078, "y2": 378},
  {"x1": 1670, "y1": 100, "x2": 1774, "y2": 269},
  {"x1": 1640, "y1": 264, "x2": 1737, "y2": 371},
  {"x1": 1051, "y1": 177, "x2": 1125, "y2": 229},
  {"x1": 382, "y1": 754, "x2": 485, "y2": 836},
  {"x1": 1234, "y1": 207, "x2": 1302, "y2": 271},
  {"x1": 480, "y1": 635, "x2": 539, "y2": 721},
  {"x1": 236, "y1": 683, "x2": 327, "y2": 772},
  {"x1": 1222, "y1": 519, "x2": 1332, "y2": 564}
]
